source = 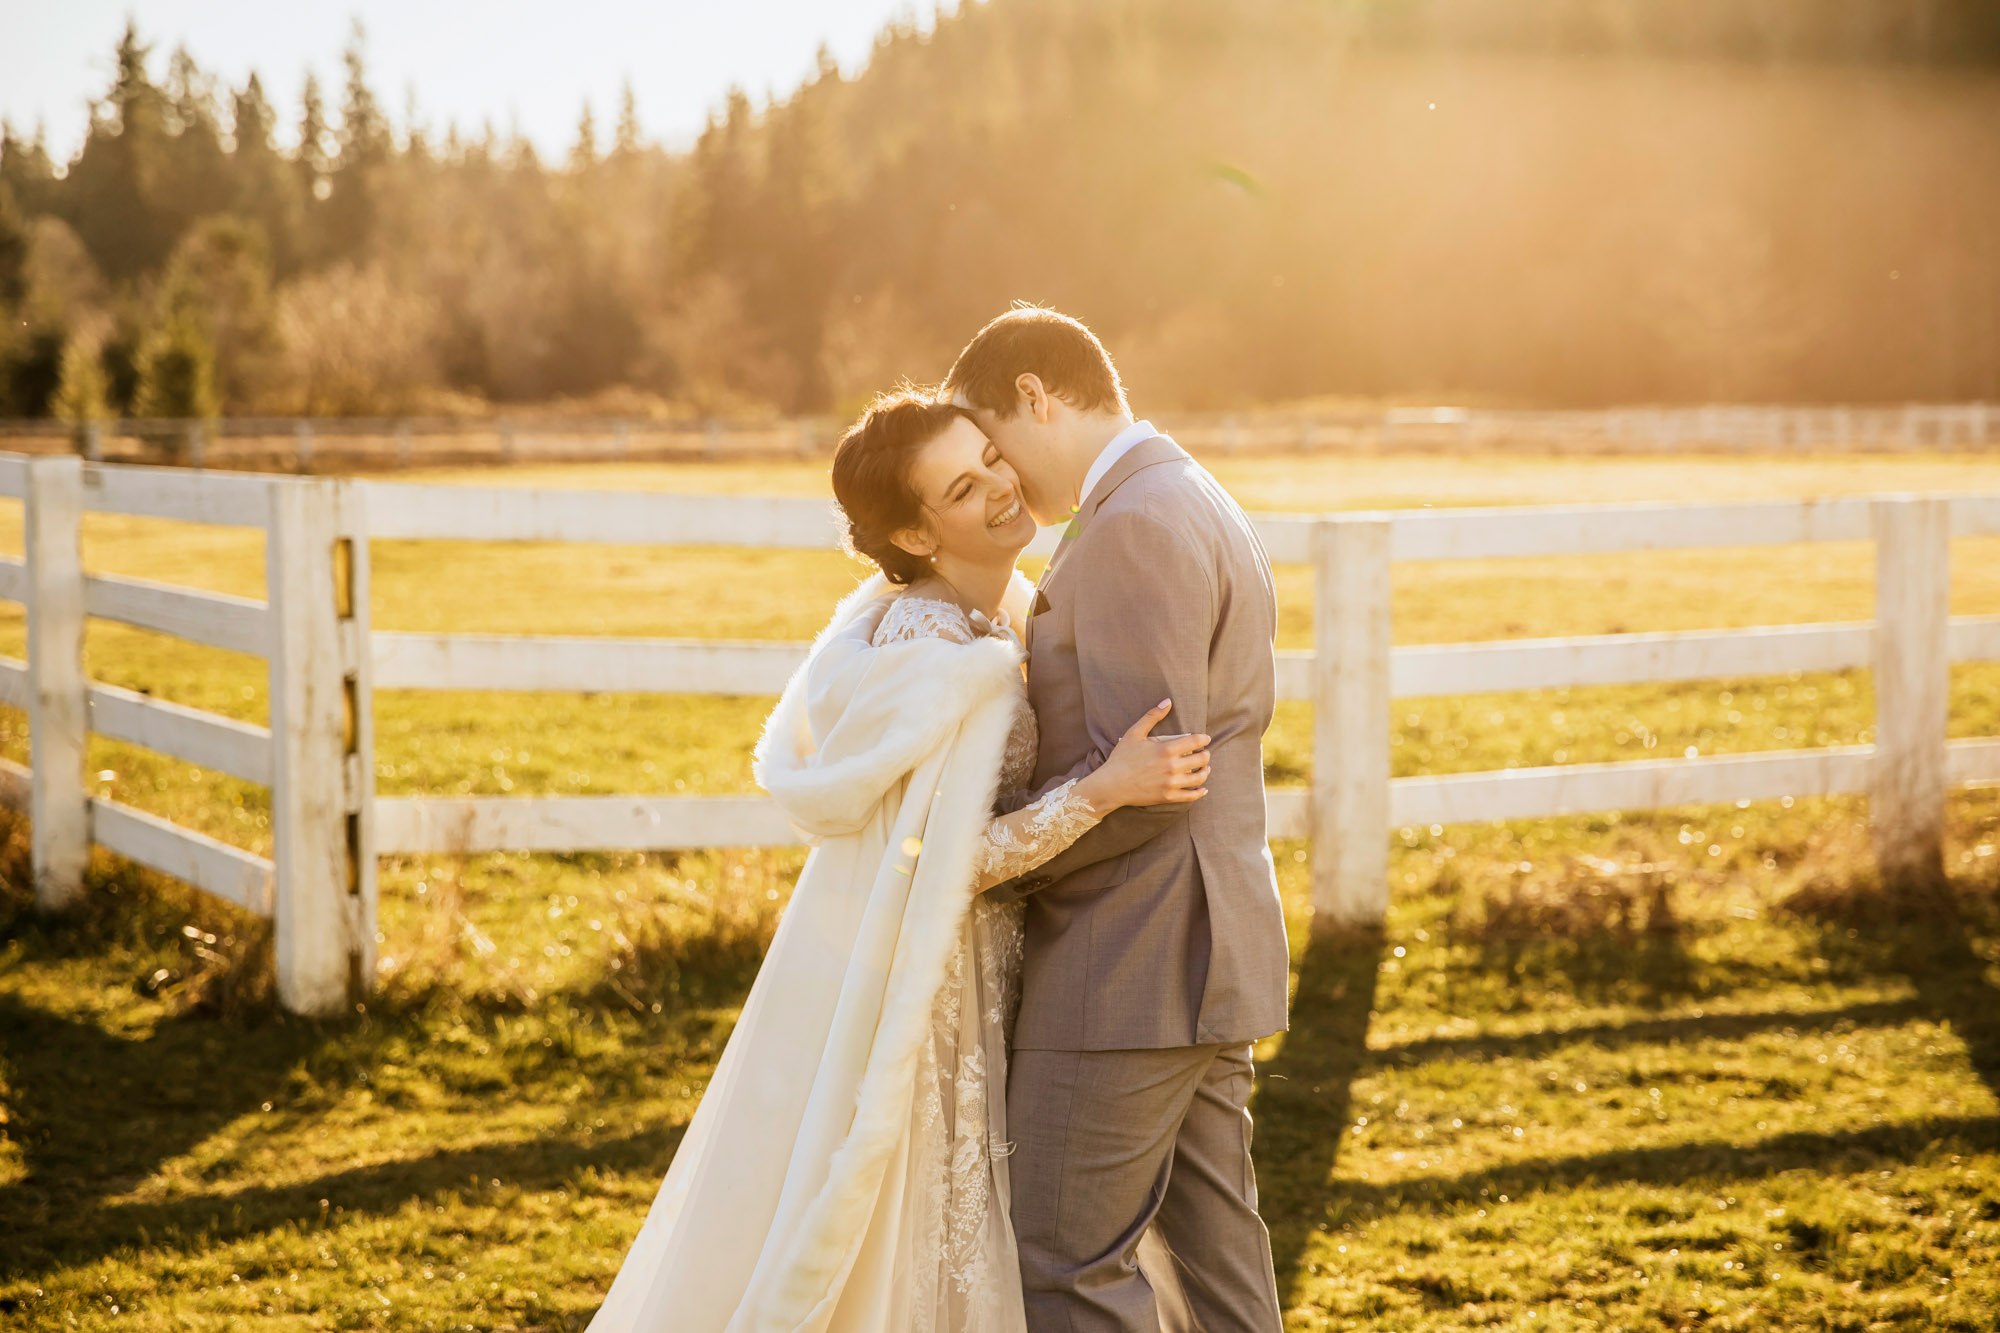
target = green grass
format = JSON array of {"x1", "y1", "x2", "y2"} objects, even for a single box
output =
[{"x1": 2, "y1": 450, "x2": 1999, "y2": 1330}]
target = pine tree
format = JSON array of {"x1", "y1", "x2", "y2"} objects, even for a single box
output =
[
  {"x1": 229, "y1": 73, "x2": 305, "y2": 275},
  {"x1": 62, "y1": 21, "x2": 174, "y2": 280},
  {"x1": 294, "y1": 71, "x2": 331, "y2": 265},
  {"x1": 613, "y1": 82, "x2": 642, "y2": 158},
  {"x1": 1, "y1": 323, "x2": 68, "y2": 417},
  {"x1": 0, "y1": 121, "x2": 59, "y2": 217},
  {"x1": 0, "y1": 183, "x2": 27, "y2": 312},
  {"x1": 570, "y1": 102, "x2": 598, "y2": 173},
  {"x1": 160, "y1": 215, "x2": 277, "y2": 410},
  {"x1": 326, "y1": 22, "x2": 392, "y2": 260},
  {"x1": 52, "y1": 331, "x2": 109, "y2": 424},
  {"x1": 134, "y1": 306, "x2": 219, "y2": 419},
  {"x1": 160, "y1": 45, "x2": 230, "y2": 255}
]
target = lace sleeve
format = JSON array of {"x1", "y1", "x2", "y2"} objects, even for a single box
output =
[
  {"x1": 874, "y1": 595, "x2": 978, "y2": 646},
  {"x1": 973, "y1": 778, "x2": 1104, "y2": 888}
]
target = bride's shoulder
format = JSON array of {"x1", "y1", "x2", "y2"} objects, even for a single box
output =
[{"x1": 873, "y1": 590, "x2": 977, "y2": 646}]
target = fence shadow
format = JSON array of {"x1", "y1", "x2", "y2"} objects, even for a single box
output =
[
  {"x1": 1445, "y1": 867, "x2": 1709, "y2": 1012},
  {"x1": 0, "y1": 979, "x2": 700, "y2": 1278},
  {"x1": 0, "y1": 993, "x2": 330, "y2": 1274},
  {"x1": 1250, "y1": 923, "x2": 1386, "y2": 1300},
  {"x1": 1782, "y1": 872, "x2": 2000, "y2": 1108},
  {"x1": 1249, "y1": 868, "x2": 2000, "y2": 1307}
]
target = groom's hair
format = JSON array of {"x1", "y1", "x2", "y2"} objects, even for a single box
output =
[{"x1": 940, "y1": 305, "x2": 1128, "y2": 418}]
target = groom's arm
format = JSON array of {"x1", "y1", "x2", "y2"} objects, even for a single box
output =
[{"x1": 986, "y1": 506, "x2": 1214, "y2": 902}]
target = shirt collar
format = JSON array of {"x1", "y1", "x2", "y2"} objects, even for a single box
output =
[{"x1": 1077, "y1": 419, "x2": 1156, "y2": 513}]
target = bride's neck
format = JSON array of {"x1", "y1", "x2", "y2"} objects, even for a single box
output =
[{"x1": 922, "y1": 553, "x2": 1014, "y2": 621}]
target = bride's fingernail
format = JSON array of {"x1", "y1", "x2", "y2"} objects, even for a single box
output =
[{"x1": 1159, "y1": 698, "x2": 1171, "y2": 709}]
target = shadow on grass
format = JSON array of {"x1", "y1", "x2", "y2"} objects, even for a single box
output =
[
  {"x1": 1308, "y1": 1111, "x2": 1999, "y2": 1230},
  {"x1": 1359, "y1": 996, "x2": 1933, "y2": 1072},
  {"x1": 1251, "y1": 923, "x2": 1385, "y2": 1297},
  {"x1": 1256, "y1": 867, "x2": 2000, "y2": 1307},
  {"x1": 0, "y1": 980, "x2": 701, "y2": 1278},
  {"x1": 1445, "y1": 865, "x2": 1708, "y2": 1010},
  {"x1": 0, "y1": 992, "x2": 333, "y2": 1274},
  {"x1": 5, "y1": 1104, "x2": 685, "y2": 1278},
  {"x1": 0, "y1": 854, "x2": 729, "y2": 1280},
  {"x1": 1782, "y1": 869, "x2": 2000, "y2": 1109}
]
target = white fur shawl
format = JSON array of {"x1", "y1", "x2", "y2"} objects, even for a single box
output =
[
  {"x1": 754, "y1": 573, "x2": 1027, "y2": 838},
  {"x1": 587, "y1": 573, "x2": 1031, "y2": 1333}
]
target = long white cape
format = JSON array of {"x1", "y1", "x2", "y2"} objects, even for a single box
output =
[{"x1": 586, "y1": 575, "x2": 1026, "y2": 1332}]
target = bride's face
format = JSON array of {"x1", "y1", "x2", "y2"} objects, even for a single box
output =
[{"x1": 895, "y1": 417, "x2": 1037, "y2": 565}]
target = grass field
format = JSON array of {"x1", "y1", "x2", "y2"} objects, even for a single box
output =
[{"x1": 2, "y1": 449, "x2": 1999, "y2": 1331}]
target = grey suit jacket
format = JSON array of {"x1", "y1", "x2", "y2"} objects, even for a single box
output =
[{"x1": 989, "y1": 435, "x2": 1290, "y2": 1051}]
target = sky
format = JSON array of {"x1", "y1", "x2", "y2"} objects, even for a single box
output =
[{"x1": 0, "y1": 0, "x2": 944, "y2": 162}]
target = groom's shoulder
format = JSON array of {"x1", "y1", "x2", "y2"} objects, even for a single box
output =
[{"x1": 1103, "y1": 448, "x2": 1238, "y2": 528}]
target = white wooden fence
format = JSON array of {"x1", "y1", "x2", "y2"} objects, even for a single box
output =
[
  {"x1": 8, "y1": 454, "x2": 2000, "y2": 1012},
  {"x1": 0, "y1": 457, "x2": 375, "y2": 1014}
]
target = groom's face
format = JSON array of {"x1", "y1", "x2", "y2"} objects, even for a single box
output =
[{"x1": 969, "y1": 406, "x2": 1065, "y2": 528}]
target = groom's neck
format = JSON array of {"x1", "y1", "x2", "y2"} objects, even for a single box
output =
[{"x1": 1061, "y1": 410, "x2": 1137, "y2": 506}]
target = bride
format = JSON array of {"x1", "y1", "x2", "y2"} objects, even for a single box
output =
[{"x1": 586, "y1": 391, "x2": 1212, "y2": 1332}]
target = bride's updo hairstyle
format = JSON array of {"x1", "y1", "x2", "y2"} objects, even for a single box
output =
[{"x1": 831, "y1": 389, "x2": 973, "y2": 586}]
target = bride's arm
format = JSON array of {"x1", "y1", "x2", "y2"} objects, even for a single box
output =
[
  {"x1": 973, "y1": 701, "x2": 1209, "y2": 891},
  {"x1": 973, "y1": 779, "x2": 1105, "y2": 890}
]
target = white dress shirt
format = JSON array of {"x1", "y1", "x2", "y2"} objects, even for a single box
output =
[{"x1": 1076, "y1": 419, "x2": 1157, "y2": 513}]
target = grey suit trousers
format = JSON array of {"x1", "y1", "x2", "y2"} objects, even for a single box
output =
[{"x1": 1008, "y1": 1043, "x2": 1283, "y2": 1332}]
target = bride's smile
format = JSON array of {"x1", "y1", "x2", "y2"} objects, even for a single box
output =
[{"x1": 887, "y1": 414, "x2": 1039, "y2": 571}]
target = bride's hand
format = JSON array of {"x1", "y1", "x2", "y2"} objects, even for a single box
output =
[{"x1": 1077, "y1": 700, "x2": 1210, "y2": 813}]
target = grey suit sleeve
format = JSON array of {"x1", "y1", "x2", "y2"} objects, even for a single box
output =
[{"x1": 987, "y1": 507, "x2": 1214, "y2": 901}]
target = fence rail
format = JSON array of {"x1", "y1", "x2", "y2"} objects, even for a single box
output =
[
  {"x1": 2, "y1": 453, "x2": 1998, "y2": 1011},
  {"x1": 0, "y1": 400, "x2": 1996, "y2": 471},
  {"x1": 0, "y1": 456, "x2": 371, "y2": 1013}
]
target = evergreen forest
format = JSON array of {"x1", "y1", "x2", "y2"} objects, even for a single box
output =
[{"x1": 3, "y1": 0, "x2": 1998, "y2": 422}]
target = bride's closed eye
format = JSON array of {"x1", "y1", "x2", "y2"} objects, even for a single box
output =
[{"x1": 945, "y1": 448, "x2": 1004, "y2": 505}]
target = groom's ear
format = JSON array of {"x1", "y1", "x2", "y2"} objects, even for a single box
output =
[{"x1": 1016, "y1": 373, "x2": 1053, "y2": 424}]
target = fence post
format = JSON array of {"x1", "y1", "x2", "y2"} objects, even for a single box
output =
[
  {"x1": 25, "y1": 457, "x2": 89, "y2": 912},
  {"x1": 1311, "y1": 515, "x2": 1393, "y2": 927},
  {"x1": 268, "y1": 476, "x2": 376, "y2": 1015},
  {"x1": 395, "y1": 419, "x2": 412, "y2": 468},
  {"x1": 295, "y1": 420, "x2": 314, "y2": 473},
  {"x1": 80, "y1": 420, "x2": 104, "y2": 461},
  {"x1": 185, "y1": 420, "x2": 206, "y2": 469},
  {"x1": 1870, "y1": 496, "x2": 1950, "y2": 887}
]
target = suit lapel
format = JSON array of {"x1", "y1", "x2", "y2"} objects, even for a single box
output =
[{"x1": 1077, "y1": 434, "x2": 1188, "y2": 528}]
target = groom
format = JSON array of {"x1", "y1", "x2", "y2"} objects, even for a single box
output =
[{"x1": 943, "y1": 307, "x2": 1288, "y2": 1331}]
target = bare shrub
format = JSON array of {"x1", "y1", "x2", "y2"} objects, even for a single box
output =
[
  {"x1": 596, "y1": 853, "x2": 786, "y2": 1010},
  {"x1": 1452, "y1": 857, "x2": 1681, "y2": 947},
  {"x1": 272, "y1": 262, "x2": 437, "y2": 414}
]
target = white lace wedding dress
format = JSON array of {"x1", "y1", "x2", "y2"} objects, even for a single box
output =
[
  {"x1": 585, "y1": 580, "x2": 1102, "y2": 1333},
  {"x1": 871, "y1": 594, "x2": 1103, "y2": 1332}
]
